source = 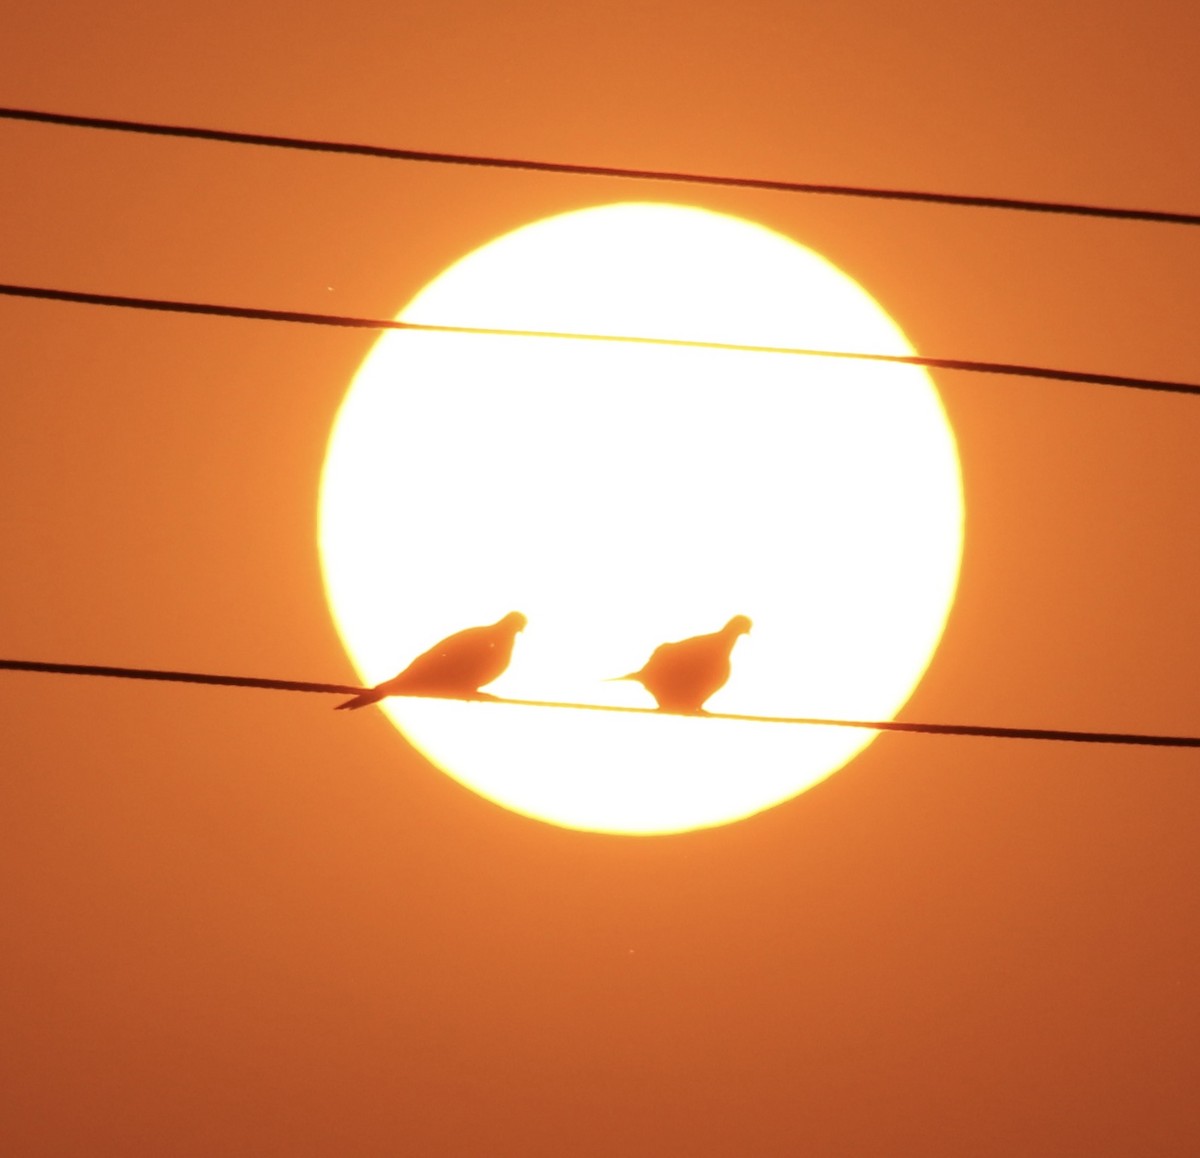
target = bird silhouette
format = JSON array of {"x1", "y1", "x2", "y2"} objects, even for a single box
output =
[
  {"x1": 610, "y1": 615, "x2": 752, "y2": 713},
  {"x1": 335, "y1": 611, "x2": 528, "y2": 710}
]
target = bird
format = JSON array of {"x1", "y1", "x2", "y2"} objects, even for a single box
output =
[
  {"x1": 610, "y1": 615, "x2": 752, "y2": 714},
  {"x1": 335, "y1": 611, "x2": 527, "y2": 710}
]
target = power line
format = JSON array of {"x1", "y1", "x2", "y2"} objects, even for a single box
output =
[
  {"x1": 3, "y1": 105, "x2": 1199, "y2": 229},
  {"x1": 0, "y1": 659, "x2": 359, "y2": 697},
  {"x1": 4, "y1": 658, "x2": 1198, "y2": 749},
  {"x1": 3, "y1": 281, "x2": 1199, "y2": 399}
]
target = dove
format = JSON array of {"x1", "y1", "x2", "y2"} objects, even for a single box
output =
[
  {"x1": 335, "y1": 611, "x2": 527, "y2": 710},
  {"x1": 610, "y1": 615, "x2": 751, "y2": 714}
]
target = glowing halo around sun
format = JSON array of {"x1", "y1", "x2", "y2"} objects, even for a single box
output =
[{"x1": 319, "y1": 202, "x2": 963, "y2": 835}]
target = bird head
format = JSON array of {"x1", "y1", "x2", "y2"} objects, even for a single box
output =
[
  {"x1": 500, "y1": 611, "x2": 528, "y2": 633},
  {"x1": 726, "y1": 615, "x2": 752, "y2": 636}
]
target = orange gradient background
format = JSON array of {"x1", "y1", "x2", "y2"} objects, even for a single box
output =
[{"x1": 2, "y1": 2, "x2": 1199, "y2": 1156}]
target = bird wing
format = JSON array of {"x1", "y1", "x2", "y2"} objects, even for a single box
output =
[
  {"x1": 389, "y1": 623, "x2": 495, "y2": 690},
  {"x1": 639, "y1": 630, "x2": 735, "y2": 710},
  {"x1": 642, "y1": 632, "x2": 713, "y2": 680},
  {"x1": 332, "y1": 628, "x2": 489, "y2": 709},
  {"x1": 335, "y1": 615, "x2": 523, "y2": 711}
]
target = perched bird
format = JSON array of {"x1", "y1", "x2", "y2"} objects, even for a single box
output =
[
  {"x1": 335, "y1": 611, "x2": 527, "y2": 710},
  {"x1": 611, "y1": 615, "x2": 751, "y2": 714}
]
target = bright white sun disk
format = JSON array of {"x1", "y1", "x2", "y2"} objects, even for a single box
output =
[{"x1": 319, "y1": 202, "x2": 963, "y2": 834}]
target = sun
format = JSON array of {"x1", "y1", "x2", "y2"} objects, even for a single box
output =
[{"x1": 318, "y1": 202, "x2": 963, "y2": 835}]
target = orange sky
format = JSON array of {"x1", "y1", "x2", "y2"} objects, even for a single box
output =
[{"x1": 2, "y1": 1, "x2": 1199, "y2": 1154}]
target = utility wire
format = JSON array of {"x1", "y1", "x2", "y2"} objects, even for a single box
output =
[
  {"x1": 3, "y1": 282, "x2": 1199, "y2": 398},
  {"x1": 0, "y1": 659, "x2": 360, "y2": 697},
  {"x1": 3, "y1": 105, "x2": 1199, "y2": 229},
  {"x1": 4, "y1": 658, "x2": 1198, "y2": 749}
]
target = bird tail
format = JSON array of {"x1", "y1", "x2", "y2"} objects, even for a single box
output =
[{"x1": 334, "y1": 691, "x2": 380, "y2": 711}]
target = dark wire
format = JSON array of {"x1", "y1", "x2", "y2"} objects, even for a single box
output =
[
  {"x1": 0, "y1": 659, "x2": 360, "y2": 696},
  {"x1": 3, "y1": 658, "x2": 1198, "y2": 749},
  {"x1": 3, "y1": 105, "x2": 1199, "y2": 228},
  {"x1": 3, "y1": 282, "x2": 1199, "y2": 398}
]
